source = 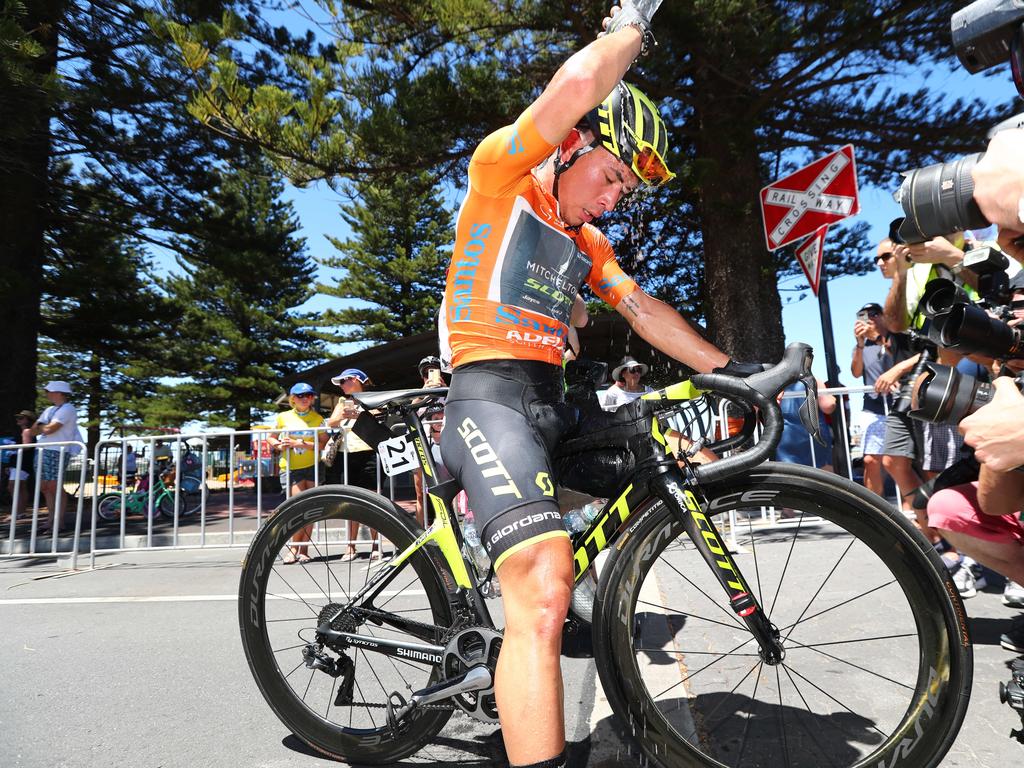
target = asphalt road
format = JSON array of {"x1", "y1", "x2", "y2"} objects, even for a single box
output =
[{"x1": 1, "y1": 544, "x2": 1021, "y2": 767}]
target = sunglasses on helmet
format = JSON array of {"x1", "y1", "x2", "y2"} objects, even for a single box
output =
[{"x1": 624, "y1": 126, "x2": 676, "y2": 188}]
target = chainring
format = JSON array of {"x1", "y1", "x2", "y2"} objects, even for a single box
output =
[{"x1": 442, "y1": 626, "x2": 503, "y2": 723}]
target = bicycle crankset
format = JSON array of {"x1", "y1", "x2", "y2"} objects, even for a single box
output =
[{"x1": 442, "y1": 626, "x2": 502, "y2": 722}]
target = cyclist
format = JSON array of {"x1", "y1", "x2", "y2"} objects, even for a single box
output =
[{"x1": 437, "y1": 4, "x2": 756, "y2": 766}]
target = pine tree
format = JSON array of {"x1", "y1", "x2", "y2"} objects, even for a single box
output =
[
  {"x1": 38, "y1": 168, "x2": 168, "y2": 448},
  {"x1": 319, "y1": 171, "x2": 452, "y2": 343},
  {"x1": 153, "y1": 154, "x2": 324, "y2": 435}
]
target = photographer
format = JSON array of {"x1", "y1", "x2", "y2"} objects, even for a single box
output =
[
  {"x1": 972, "y1": 128, "x2": 1024, "y2": 265},
  {"x1": 851, "y1": 301, "x2": 893, "y2": 497}
]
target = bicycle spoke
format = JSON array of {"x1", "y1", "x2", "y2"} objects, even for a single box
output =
[
  {"x1": 780, "y1": 664, "x2": 841, "y2": 768},
  {"x1": 746, "y1": 513, "x2": 764, "y2": 608},
  {"x1": 635, "y1": 599, "x2": 749, "y2": 632},
  {"x1": 779, "y1": 580, "x2": 896, "y2": 635},
  {"x1": 787, "y1": 641, "x2": 914, "y2": 691},
  {"x1": 792, "y1": 632, "x2": 915, "y2": 649},
  {"x1": 702, "y1": 659, "x2": 763, "y2": 738},
  {"x1": 653, "y1": 633, "x2": 759, "y2": 700},
  {"x1": 767, "y1": 511, "x2": 806, "y2": 618},
  {"x1": 775, "y1": 666, "x2": 789, "y2": 766},
  {"x1": 734, "y1": 661, "x2": 763, "y2": 766},
  {"x1": 782, "y1": 662, "x2": 889, "y2": 742},
  {"x1": 659, "y1": 557, "x2": 745, "y2": 629},
  {"x1": 781, "y1": 537, "x2": 856, "y2": 645}
]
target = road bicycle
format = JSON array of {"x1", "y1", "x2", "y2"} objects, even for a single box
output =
[{"x1": 238, "y1": 343, "x2": 972, "y2": 767}]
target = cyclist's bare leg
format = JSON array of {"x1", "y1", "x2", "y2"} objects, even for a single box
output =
[{"x1": 495, "y1": 535, "x2": 573, "y2": 765}]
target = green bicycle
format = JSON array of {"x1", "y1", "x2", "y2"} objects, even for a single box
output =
[{"x1": 238, "y1": 343, "x2": 972, "y2": 767}]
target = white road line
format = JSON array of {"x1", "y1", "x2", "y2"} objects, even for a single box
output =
[{"x1": 0, "y1": 589, "x2": 426, "y2": 606}]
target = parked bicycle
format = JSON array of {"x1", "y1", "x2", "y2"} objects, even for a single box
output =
[
  {"x1": 96, "y1": 451, "x2": 200, "y2": 522},
  {"x1": 238, "y1": 343, "x2": 972, "y2": 767}
]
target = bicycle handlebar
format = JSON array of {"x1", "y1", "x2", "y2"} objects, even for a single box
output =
[{"x1": 684, "y1": 342, "x2": 814, "y2": 486}]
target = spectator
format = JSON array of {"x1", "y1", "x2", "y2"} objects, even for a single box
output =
[
  {"x1": 601, "y1": 356, "x2": 652, "y2": 411},
  {"x1": 928, "y1": 465, "x2": 1024, "y2": 651},
  {"x1": 6, "y1": 410, "x2": 36, "y2": 519},
  {"x1": 850, "y1": 301, "x2": 893, "y2": 497},
  {"x1": 28, "y1": 381, "x2": 81, "y2": 533},
  {"x1": 267, "y1": 382, "x2": 328, "y2": 564},
  {"x1": 774, "y1": 379, "x2": 836, "y2": 472},
  {"x1": 327, "y1": 368, "x2": 382, "y2": 560},
  {"x1": 412, "y1": 355, "x2": 446, "y2": 527},
  {"x1": 120, "y1": 444, "x2": 138, "y2": 489}
]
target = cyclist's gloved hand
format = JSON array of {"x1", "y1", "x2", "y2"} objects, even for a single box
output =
[
  {"x1": 712, "y1": 359, "x2": 763, "y2": 378},
  {"x1": 601, "y1": 2, "x2": 659, "y2": 55}
]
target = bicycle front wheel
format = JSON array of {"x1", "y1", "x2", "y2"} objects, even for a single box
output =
[
  {"x1": 239, "y1": 485, "x2": 456, "y2": 765},
  {"x1": 595, "y1": 463, "x2": 972, "y2": 768}
]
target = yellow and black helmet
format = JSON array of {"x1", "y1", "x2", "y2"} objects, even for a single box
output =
[{"x1": 584, "y1": 82, "x2": 676, "y2": 187}]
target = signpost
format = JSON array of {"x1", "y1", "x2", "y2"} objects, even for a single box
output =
[{"x1": 760, "y1": 146, "x2": 861, "y2": 477}]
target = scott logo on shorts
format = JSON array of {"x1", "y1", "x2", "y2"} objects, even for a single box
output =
[{"x1": 457, "y1": 417, "x2": 522, "y2": 499}]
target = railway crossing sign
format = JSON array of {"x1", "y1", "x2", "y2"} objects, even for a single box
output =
[
  {"x1": 759, "y1": 145, "x2": 859, "y2": 251},
  {"x1": 795, "y1": 226, "x2": 827, "y2": 296}
]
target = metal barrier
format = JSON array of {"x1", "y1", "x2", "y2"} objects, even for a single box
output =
[{"x1": 0, "y1": 385, "x2": 891, "y2": 568}]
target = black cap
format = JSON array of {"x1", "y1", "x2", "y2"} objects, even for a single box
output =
[{"x1": 858, "y1": 302, "x2": 883, "y2": 315}]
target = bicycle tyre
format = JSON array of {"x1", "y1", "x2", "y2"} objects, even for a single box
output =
[
  {"x1": 594, "y1": 463, "x2": 972, "y2": 768},
  {"x1": 96, "y1": 494, "x2": 124, "y2": 522},
  {"x1": 239, "y1": 485, "x2": 457, "y2": 764}
]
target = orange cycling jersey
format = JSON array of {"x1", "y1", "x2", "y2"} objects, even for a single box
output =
[{"x1": 441, "y1": 108, "x2": 638, "y2": 368}]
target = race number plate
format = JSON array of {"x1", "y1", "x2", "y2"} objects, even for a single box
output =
[{"x1": 377, "y1": 434, "x2": 418, "y2": 477}]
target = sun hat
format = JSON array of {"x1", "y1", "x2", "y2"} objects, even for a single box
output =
[
  {"x1": 43, "y1": 380, "x2": 72, "y2": 394},
  {"x1": 612, "y1": 356, "x2": 649, "y2": 382},
  {"x1": 331, "y1": 368, "x2": 369, "y2": 386},
  {"x1": 289, "y1": 382, "x2": 316, "y2": 396}
]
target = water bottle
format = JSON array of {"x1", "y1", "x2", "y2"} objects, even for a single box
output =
[
  {"x1": 462, "y1": 518, "x2": 501, "y2": 597},
  {"x1": 563, "y1": 500, "x2": 604, "y2": 534}
]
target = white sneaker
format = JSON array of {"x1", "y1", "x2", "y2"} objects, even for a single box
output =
[
  {"x1": 950, "y1": 563, "x2": 978, "y2": 599},
  {"x1": 1003, "y1": 580, "x2": 1024, "y2": 608}
]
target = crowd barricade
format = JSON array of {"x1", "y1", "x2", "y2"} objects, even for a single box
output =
[{"x1": 0, "y1": 385, "x2": 892, "y2": 568}]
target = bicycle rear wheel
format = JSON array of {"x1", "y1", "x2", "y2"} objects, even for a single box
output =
[
  {"x1": 595, "y1": 463, "x2": 972, "y2": 768},
  {"x1": 238, "y1": 485, "x2": 456, "y2": 764}
]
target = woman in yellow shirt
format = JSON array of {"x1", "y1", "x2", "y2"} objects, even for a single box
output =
[{"x1": 267, "y1": 383, "x2": 328, "y2": 564}]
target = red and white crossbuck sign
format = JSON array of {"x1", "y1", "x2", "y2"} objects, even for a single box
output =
[{"x1": 759, "y1": 145, "x2": 860, "y2": 251}]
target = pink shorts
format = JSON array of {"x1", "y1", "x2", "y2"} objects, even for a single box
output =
[{"x1": 928, "y1": 482, "x2": 1024, "y2": 546}]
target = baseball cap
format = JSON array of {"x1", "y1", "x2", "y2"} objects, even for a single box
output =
[
  {"x1": 331, "y1": 368, "x2": 369, "y2": 386},
  {"x1": 289, "y1": 382, "x2": 316, "y2": 396},
  {"x1": 857, "y1": 303, "x2": 883, "y2": 316},
  {"x1": 43, "y1": 380, "x2": 73, "y2": 394}
]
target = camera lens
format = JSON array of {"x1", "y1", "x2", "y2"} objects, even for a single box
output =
[
  {"x1": 910, "y1": 363, "x2": 993, "y2": 423},
  {"x1": 941, "y1": 302, "x2": 1024, "y2": 358},
  {"x1": 896, "y1": 153, "x2": 989, "y2": 244}
]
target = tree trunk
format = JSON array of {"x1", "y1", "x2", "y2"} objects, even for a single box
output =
[
  {"x1": 0, "y1": 0, "x2": 61, "y2": 436},
  {"x1": 694, "y1": 93, "x2": 785, "y2": 363},
  {"x1": 87, "y1": 352, "x2": 102, "y2": 451}
]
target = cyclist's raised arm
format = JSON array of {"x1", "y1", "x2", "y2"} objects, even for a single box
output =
[
  {"x1": 529, "y1": 20, "x2": 644, "y2": 147},
  {"x1": 614, "y1": 287, "x2": 729, "y2": 374}
]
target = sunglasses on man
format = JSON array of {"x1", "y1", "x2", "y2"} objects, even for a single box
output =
[{"x1": 874, "y1": 252, "x2": 894, "y2": 264}]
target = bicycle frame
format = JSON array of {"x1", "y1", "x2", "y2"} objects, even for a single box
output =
[{"x1": 322, "y1": 376, "x2": 785, "y2": 665}]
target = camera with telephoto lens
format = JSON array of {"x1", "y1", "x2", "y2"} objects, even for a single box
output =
[
  {"x1": 1002, "y1": 656, "x2": 1024, "y2": 744},
  {"x1": 891, "y1": 334, "x2": 937, "y2": 415},
  {"x1": 889, "y1": 0, "x2": 1024, "y2": 245}
]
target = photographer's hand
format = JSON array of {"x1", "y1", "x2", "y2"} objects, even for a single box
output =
[
  {"x1": 972, "y1": 129, "x2": 1024, "y2": 233},
  {"x1": 959, "y1": 377, "x2": 1024, "y2": 472},
  {"x1": 904, "y1": 236, "x2": 963, "y2": 267}
]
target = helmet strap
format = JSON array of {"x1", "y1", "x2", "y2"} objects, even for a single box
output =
[{"x1": 552, "y1": 133, "x2": 600, "y2": 232}]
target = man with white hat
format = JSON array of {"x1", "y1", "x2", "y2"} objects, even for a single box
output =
[
  {"x1": 28, "y1": 380, "x2": 81, "y2": 532},
  {"x1": 601, "y1": 355, "x2": 652, "y2": 411}
]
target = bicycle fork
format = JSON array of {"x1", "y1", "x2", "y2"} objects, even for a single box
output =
[{"x1": 652, "y1": 472, "x2": 784, "y2": 665}]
